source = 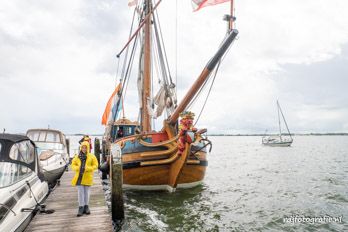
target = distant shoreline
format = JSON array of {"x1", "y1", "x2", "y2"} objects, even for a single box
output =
[
  {"x1": 207, "y1": 133, "x2": 348, "y2": 136},
  {"x1": 66, "y1": 133, "x2": 348, "y2": 136}
]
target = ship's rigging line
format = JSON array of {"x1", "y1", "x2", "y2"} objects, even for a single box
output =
[
  {"x1": 113, "y1": 5, "x2": 140, "y2": 122},
  {"x1": 191, "y1": 3, "x2": 238, "y2": 126},
  {"x1": 152, "y1": 8, "x2": 177, "y2": 114},
  {"x1": 114, "y1": 0, "x2": 234, "y2": 127},
  {"x1": 186, "y1": 35, "x2": 229, "y2": 111},
  {"x1": 194, "y1": 61, "x2": 220, "y2": 126},
  {"x1": 116, "y1": 0, "x2": 176, "y2": 124},
  {"x1": 189, "y1": 36, "x2": 235, "y2": 126},
  {"x1": 154, "y1": 8, "x2": 175, "y2": 88},
  {"x1": 116, "y1": 0, "x2": 162, "y2": 58},
  {"x1": 115, "y1": 0, "x2": 177, "y2": 124},
  {"x1": 115, "y1": 6, "x2": 138, "y2": 118},
  {"x1": 121, "y1": 6, "x2": 138, "y2": 84}
]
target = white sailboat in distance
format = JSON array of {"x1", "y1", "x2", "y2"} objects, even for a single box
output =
[{"x1": 262, "y1": 100, "x2": 293, "y2": 147}]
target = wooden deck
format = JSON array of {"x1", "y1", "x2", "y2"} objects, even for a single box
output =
[{"x1": 26, "y1": 170, "x2": 112, "y2": 232}]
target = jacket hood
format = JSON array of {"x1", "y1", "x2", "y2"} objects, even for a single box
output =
[{"x1": 80, "y1": 141, "x2": 90, "y2": 152}]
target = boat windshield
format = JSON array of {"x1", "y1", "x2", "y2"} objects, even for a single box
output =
[
  {"x1": 27, "y1": 131, "x2": 62, "y2": 143},
  {"x1": 0, "y1": 162, "x2": 33, "y2": 188},
  {"x1": 35, "y1": 142, "x2": 64, "y2": 152}
]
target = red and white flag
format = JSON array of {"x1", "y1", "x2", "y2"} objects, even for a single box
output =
[
  {"x1": 191, "y1": 0, "x2": 229, "y2": 11},
  {"x1": 128, "y1": 0, "x2": 138, "y2": 7}
]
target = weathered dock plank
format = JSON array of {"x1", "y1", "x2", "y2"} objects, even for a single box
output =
[{"x1": 25, "y1": 170, "x2": 112, "y2": 232}]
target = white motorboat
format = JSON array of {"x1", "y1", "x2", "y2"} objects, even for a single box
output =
[
  {"x1": 0, "y1": 134, "x2": 49, "y2": 232},
  {"x1": 262, "y1": 101, "x2": 293, "y2": 147},
  {"x1": 26, "y1": 129, "x2": 69, "y2": 186}
]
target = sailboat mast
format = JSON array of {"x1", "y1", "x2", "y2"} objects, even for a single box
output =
[
  {"x1": 278, "y1": 101, "x2": 293, "y2": 140},
  {"x1": 142, "y1": 0, "x2": 152, "y2": 132},
  {"x1": 277, "y1": 100, "x2": 282, "y2": 138}
]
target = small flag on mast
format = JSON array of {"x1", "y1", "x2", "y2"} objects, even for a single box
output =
[
  {"x1": 191, "y1": 0, "x2": 230, "y2": 11},
  {"x1": 128, "y1": 0, "x2": 138, "y2": 7}
]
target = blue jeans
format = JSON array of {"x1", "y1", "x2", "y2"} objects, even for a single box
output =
[{"x1": 77, "y1": 185, "x2": 90, "y2": 206}]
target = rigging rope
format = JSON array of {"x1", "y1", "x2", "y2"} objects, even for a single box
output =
[
  {"x1": 154, "y1": 9, "x2": 174, "y2": 86},
  {"x1": 112, "y1": 6, "x2": 140, "y2": 122},
  {"x1": 120, "y1": 7, "x2": 137, "y2": 83},
  {"x1": 194, "y1": 61, "x2": 220, "y2": 126},
  {"x1": 192, "y1": 34, "x2": 236, "y2": 126},
  {"x1": 115, "y1": 57, "x2": 121, "y2": 87}
]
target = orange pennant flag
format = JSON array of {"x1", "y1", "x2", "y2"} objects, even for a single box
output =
[{"x1": 101, "y1": 83, "x2": 122, "y2": 125}]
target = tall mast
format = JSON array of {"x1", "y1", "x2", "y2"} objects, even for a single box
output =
[
  {"x1": 277, "y1": 100, "x2": 282, "y2": 139},
  {"x1": 142, "y1": 0, "x2": 152, "y2": 132},
  {"x1": 229, "y1": 0, "x2": 234, "y2": 30},
  {"x1": 278, "y1": 101, "x2": 293, "y2": 140}
]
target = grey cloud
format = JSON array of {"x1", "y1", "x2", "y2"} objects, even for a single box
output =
[{"x1": 277, "y1": 44, "x2": 348, "y2": 108}]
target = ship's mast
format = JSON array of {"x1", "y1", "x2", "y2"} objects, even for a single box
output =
[
  {"x1": 277, "y1": 100, "x2": 282, "y2": 139},
  {"x1": 229, "y1": 0, "x2": 234, "y2": 30},
  {"x1": 142, "y1": 0, "x2": 152, "y2": 132}
]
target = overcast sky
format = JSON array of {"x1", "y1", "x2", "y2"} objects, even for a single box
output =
[{"x1": 1, "y1": 0, "x2": 348, "y2": 134}]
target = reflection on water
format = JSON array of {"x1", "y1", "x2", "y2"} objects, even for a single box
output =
[{"x1": 68, "y1": 135, "x2": 348, "y2": 231}]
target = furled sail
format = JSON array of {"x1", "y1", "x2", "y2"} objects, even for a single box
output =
[
  {"x1": 147, "y1": 85, "x2": 176, "y2": 119},
  {"x1": 153, "y1": 86, "x2": 166, "y2": 118}
]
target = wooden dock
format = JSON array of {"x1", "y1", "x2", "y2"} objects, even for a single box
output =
[{"x1": 26, "y1": 170, "x2": 112, "y2": 232}]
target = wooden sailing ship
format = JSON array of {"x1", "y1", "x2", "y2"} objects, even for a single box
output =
[{"x1": 102, "y1": 0, "x2": 238, "y2": 191}]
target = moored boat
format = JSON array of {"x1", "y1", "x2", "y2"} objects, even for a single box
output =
[
  {"x1": 101, "y1": 0, "x2": 238, "y2": 191},
  {"x1": 26, "y1": 129, "x2": 70, "y2": 186},
  {"x1": 0, "y1": 134, "x2": 49, "y2": 232},
  {"x1": 262, "y1": 100, "x2": 293, "y2": 147}
]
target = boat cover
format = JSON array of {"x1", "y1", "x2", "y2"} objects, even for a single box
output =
[{"x1": 0, "y1": 133, "x2": 36, "y2": 170}]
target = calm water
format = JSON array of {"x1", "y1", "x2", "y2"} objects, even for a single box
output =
[{"x1": 69, "y1": 136, "x2": 348, "y2": 232}]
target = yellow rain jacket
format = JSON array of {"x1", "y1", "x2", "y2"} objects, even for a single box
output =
[{"x1": 71, "y1": 141, "x2": 98, "y2": 186}]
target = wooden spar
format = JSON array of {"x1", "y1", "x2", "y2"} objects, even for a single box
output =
[
  {"x1": 168, "y1": 29, "x2": 239, "y2": 125},
  {"x1": 116, "y1": 0, "x2": 162, "y2": 58},
  {"x1": 141, "y1": 0, "x2": 152, "y2": 132},
  {"x1": 230, "y1": 0, "x2": 234, "y2": 30}
]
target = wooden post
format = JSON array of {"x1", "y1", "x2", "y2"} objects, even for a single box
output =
[
  {"x1": 110, "y1": 144, "x2": 124, "y2": 221},
  {"x1": 101, "y1": 140, "x2": 108, "y2": 180},
  {"x1": 94, "y1": 138, "x2": 101, "y2": 168}
]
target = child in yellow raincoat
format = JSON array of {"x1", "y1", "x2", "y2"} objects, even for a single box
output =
[{"x1": 71, "y1": 141, "x2": 98, "y2": 216}]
